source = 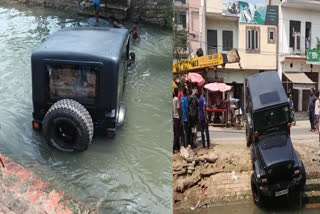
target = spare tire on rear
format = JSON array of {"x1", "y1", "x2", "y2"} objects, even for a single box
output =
[{"x1": 42, "y1": 99, "x2": 94, "y2": 152}]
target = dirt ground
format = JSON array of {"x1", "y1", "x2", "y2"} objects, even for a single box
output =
[{"x1": 173, "y1": 121, "x2": 320, "y2": 211}]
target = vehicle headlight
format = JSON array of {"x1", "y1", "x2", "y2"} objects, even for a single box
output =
[
  {"x1": 294, "y1": 169, "x2": 300, "y2": 175},
  {"x1": 261, "y1": 178, "x2": 268, "y2": 184}
]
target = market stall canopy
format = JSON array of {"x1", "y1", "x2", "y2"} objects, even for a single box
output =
[
  {"x1": 283, "y1": 72, "x2": 315, "y2": 84},
  {"x1": 187, "y1": 72, "x2": 205, "y2": 87},
  {"x1": 283, "y1": 72, "x2": 316, "y2": 90},
  {"x1": 204, "y1": 82, "x2": 232, "y2": 92}
]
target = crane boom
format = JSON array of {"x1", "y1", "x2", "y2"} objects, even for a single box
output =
[{"x1": 173, "y1": 49, "x2": 241, "y2": 74}]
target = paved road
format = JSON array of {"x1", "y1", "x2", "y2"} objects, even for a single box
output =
[{"x1": 204, "y1": 120, "x2": 318, "y2": 145}]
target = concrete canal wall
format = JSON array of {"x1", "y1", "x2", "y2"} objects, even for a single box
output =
[
  {"x1": 5, "y1": 0, "x2": 172, "y2": 26},
  {"x1": 0, "y1": 155, "x2": 95, "y2": 213}
]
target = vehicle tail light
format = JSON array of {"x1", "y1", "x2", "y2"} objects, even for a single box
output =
[
  {"x1": 294, "y1": 169, "x2": 300, "y2": 175},
  {"x1": 33, "y1": 122, "x2": 39, "y2": 129},
  {"x1": 254, "y1": 131, "x2": 259, "y2": 137}
]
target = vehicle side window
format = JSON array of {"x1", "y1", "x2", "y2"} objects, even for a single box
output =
[{"x1": 47, "y1": 64, "x2": 98, "y2": 103}]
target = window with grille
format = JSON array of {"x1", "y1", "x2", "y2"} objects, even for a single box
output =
[
  {"x1": 223, "y1": 31, "x2": 233, "y2": 51},
  {"x1": 289, "y1": 20, "x2": 301, "y2": 49},
  {"x1": 246, "y1": 27, "x2": 260, "y2": 53},
  {"x1": 175, "y1": 12, "x2": 187, "y2": 28},
  {"x1": 268, "y1": 27, "x2": 276, "y2": 44},
  {"x1": 207, "y1": 30, "x2": 217, "y2": 54}
]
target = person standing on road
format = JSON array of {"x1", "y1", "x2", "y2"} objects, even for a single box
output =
[
  {"x1": 199, "y1": 89, "x2": 210, "y2": 149},
  {"x1": 308, "y1": 88, "x2": 316, "y2": 132},
  {"x1": 173, "y1": 88, "x2": 181, "y2": 153},
  {"x1": 188, "y1": 87, "x2": 199, "y2": 148},
  {"x1": 177, "y1": 86, "x2": 185, "y2": 147},
  {"x1": 181, "y1": 87, "x2": 191, "y2": 148},
  {"x1": 315, "y1": 91, "x2": 320, "y2": 134}
]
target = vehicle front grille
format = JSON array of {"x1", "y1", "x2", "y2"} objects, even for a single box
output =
[{"x1": 268, "y1": 163, "x2": 293, "y2": 184}]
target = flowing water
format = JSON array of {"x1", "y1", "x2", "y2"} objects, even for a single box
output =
[{"x1": 0, "y1": 2, "x2": 172, "y2": 213}]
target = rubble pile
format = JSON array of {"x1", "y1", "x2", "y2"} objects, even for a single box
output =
[
  {"x1": 173, "y1": 145, "x2": 252, "y2": 195},
  {"x1": 173, "y1": 146, "x2": 220, "y2": 193}
]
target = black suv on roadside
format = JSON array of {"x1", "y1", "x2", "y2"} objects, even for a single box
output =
[
  {"x1": 246, "y1": 72, "x2": 306, "y2": 206},
  {"x1": 31, "y1": 27, "x2": 134, "y2": 152}
]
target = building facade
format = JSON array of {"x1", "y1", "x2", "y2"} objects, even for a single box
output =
[
  {"x1": 205, "y1": 0, "x2": 279, "y2": 107},
  {"x1": 278, "y1": 0, "x2": 320, "y2": 111},
  {"x1": 174, "y1": 0, "x2": 207, "y2": 58},
  {"x1": 175, "y1": 0, "x2": 320, "y2": 111}
]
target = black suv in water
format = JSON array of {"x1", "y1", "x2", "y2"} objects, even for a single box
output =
[
  {"x1": 31, "y1": 27, "x2": 134, "y2": 152},
  {"x1": 245, "y1": 72, "x2": 306, "y2": 206}
]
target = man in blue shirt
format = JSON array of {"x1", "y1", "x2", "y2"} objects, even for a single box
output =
[
  {"x1": 199, "y1": 89, "x2": 210, "y2": 149},
  {"x1": 93, "y1": 0, "x2": 100, "y2": 23},
  {"x1": 181, "y1": 87, "x2": 191, "y2": 148}
]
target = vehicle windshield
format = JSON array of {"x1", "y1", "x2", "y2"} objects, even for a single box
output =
[
  {"x1": 254, "y1": 105, "x2": 290, "y2": 132},
  {"x1": 47, "y1": 64, "x2": 98, "y2": 104}
]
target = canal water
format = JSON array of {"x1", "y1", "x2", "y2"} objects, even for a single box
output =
[{"x1": 0, "y1": 2, "x2": 172, "y2": 213}]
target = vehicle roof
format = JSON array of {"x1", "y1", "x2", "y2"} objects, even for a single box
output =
[
  {"x1": 247, "y1": 72, "x2": 289, "y2": 112},
  {"x1": 32, "y1": 27, "x2": 128, "y2": 62}
]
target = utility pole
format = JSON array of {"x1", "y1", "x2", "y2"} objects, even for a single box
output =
[{"x1": 200, "y1": 0, "x2": 207, "y2": 55}]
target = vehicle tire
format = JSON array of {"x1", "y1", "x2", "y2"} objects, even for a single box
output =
[
  {"x1": 251, "y1": 174, "x2": 265, "y2": 207},
  {"x1": 246, "y1": 125, "x2": 252, "y2": 147},
  {"x1": 42, "y1": 99, "x2": 94, "y2": 152},
  {"x1": 300, "y1": 162, "x2": 306, "y2": 187}
]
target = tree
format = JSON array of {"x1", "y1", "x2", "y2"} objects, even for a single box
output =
[{"x1": 172, "y1": 26, "x2": 189, "y2": 61}]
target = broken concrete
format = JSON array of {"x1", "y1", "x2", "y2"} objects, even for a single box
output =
[{"x1": 174, "y1": 125, "x2": 320, "y2": 212}]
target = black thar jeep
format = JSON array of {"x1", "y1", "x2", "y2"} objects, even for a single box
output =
[
  {"x1": 246, "y1": 72, "x2": 306, "y2": 206},
  {"x1": 31, "y1": 27, "x2": 134, "y2": 152}
]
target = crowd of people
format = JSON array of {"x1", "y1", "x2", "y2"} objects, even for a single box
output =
[{"x1": 173, "y1": 84, "x2": 210, "y2": 153}]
